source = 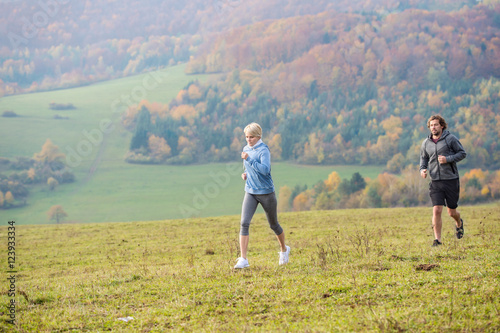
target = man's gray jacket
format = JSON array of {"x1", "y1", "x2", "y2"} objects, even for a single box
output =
[{"x1": 420, "y1": 130, "x2": 467, "y2": 181}]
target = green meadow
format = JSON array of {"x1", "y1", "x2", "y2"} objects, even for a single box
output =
[
  {"x1": 0, "y1": 65, "x2": 383, "y2": 225},
  {"x1": 1, "y1": 159, "x2": 382, "y2": 225},
  {"x1": 1, "y1": 205, "x2": 499, "y2": 332}
]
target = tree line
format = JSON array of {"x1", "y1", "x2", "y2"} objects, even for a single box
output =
[
  {"x1": 278, "y1": 166, "x2": 500, "y2": 212},
  {"x1": 123, "y1": 70, "x2": 500, "y2": 171}
]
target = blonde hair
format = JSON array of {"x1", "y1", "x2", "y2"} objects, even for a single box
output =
[{"x1": 244, "y1": 123, "x2": 262, "y2": 138}]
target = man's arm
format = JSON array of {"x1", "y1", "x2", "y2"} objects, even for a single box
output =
[
  {"x1": 446, "y1": 135, "x2": 466, "y2": 163},
  {"x1": 419, "y1": 139, "x2": 429, "y2": 171}
]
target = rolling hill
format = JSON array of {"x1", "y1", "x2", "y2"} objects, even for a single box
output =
[{"x1": 0, "y1": 65, "x2": 384, "y2": 224}]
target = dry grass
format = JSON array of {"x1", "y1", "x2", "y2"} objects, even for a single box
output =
[{"x1": 1, "y1": 205, "x2": 499, "y2": 332}]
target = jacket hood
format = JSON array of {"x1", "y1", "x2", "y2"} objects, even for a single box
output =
[
  {"x1": 428, "y1": 129, "x2": 450, "y2": 141},
  {"x1": 244, "y1": 139, "x2": 265, "y2": 150}
]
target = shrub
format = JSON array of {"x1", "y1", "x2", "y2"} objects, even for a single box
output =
[
  {"x1": 49, "y1": 103, "x2": 76, "y2": 110},
  {"x1": 2, "y1": 110, "x2": 18, "y2": 117}
]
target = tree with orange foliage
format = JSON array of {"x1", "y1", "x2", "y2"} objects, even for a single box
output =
[
  {"x1": 188, "y1": 84, "x2": 203, "y2": 100},
  {"x1": 170, "y1": 104, "x2": 197, "y2": 124},
  {"x1": 277, "y1": 186, "x2": 292, "y2": 212},
  {"x1": 267, "y1": 134, "x2": 282, "y2": 160},
  {"x1": 488, "y1": 171, "x2": 500, "y2": 199},
  {"x1": 230, "y1": 137, "x2": 243, "y2": 153},
  {"x1": 369, "y1": 115, "x2": 403, "y2": 164},
  {"x1": 4, "y1": 191, "x2": 14, "y2": 207},
  {"x1": 148, "y1": 135, "x2": 172, "y2": 162},
  {"x1": 47, "y1": 205, "x2": 68, "y2": 224},
  {"x1": 33, "y1": 139, "x2": 65, "y2": 164},
  {"x1": 292, "y1": 192, "x2": 311, "y2": 211},
  {"x1": 47, "y1": 177, "x2": 59, "y2": 191},
  {"x1": 376, "y1": 172, "x2": 401, "y2": 207},
  {"x1": 324, "y1": 171, "x2": 341, "y2": 192}
]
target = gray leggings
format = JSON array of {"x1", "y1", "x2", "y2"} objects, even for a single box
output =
[{"x1": 240, "y1": 192, "x2": 283, "y2": 236}]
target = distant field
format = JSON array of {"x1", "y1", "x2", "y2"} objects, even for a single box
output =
[
  {"x1": 1, "y1": 205, "x2": 498, "y2": 331},
  {"x1": 0, "y1": 66, "x2": 384, "y2": 225},
  {"x1": 0, "y1": 65, "x2": 198, "y2": 158},
  {"x1": 0, "y1": 160, "x2": 384, "y2": 225}
]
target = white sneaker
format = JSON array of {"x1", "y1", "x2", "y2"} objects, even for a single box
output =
[
  {"x1": 279, "y1": 245, "x2": 290, "y2": 265},
  {"x1": 234, "y1": 257, "x2": 249, "y2": 269}
]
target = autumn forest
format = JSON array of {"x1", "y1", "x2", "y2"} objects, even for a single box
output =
[{"x1": 122, "y1": 1, "x2": 500, "y2": 172}]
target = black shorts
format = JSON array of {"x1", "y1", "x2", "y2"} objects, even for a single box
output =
[{"x1": 429, "y1": 179, "x2": 460, "y2": 209}]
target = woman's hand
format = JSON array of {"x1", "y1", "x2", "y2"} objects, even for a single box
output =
[
  {"x1": 241, "y1": 173, "x2": 247, "y2": 180},
  {"x1": 241, "y1": 152, "x2": 249, "y2": 160}
]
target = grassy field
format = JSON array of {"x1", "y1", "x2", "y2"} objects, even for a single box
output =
[
  {"x1": 0, "y1": 158, "x2": 384, "y2": 225},
  {"x1": 1, "y1": 204, "x2": 499, "y2": 332},
  {"x1": 0, "y1": 65, "x2": 385, "y2": 224}
]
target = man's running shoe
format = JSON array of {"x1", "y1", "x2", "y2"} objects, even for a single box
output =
[{"x1": 456, "y1": 219, "x2": 464, "y2": 239}]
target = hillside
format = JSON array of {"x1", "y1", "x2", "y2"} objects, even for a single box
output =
[
  {"x1": 0, "y1": 64, "x2": 389, "y2": 223},
  {"x1": 1, "y1": 0, "x2": 500, "y2": 222},
  {"x1": 0, "y1": 0, "x2": 493, "y2": 95},
  {"x1": 120, "y1": 2, "x2": 500, "y2": 170},
  {"x1": 2, "y1": 1, "x2": 499, "y2": 170},
  {"x1": 1, "y1": 205, "x2": 499, "y2": 331}
]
